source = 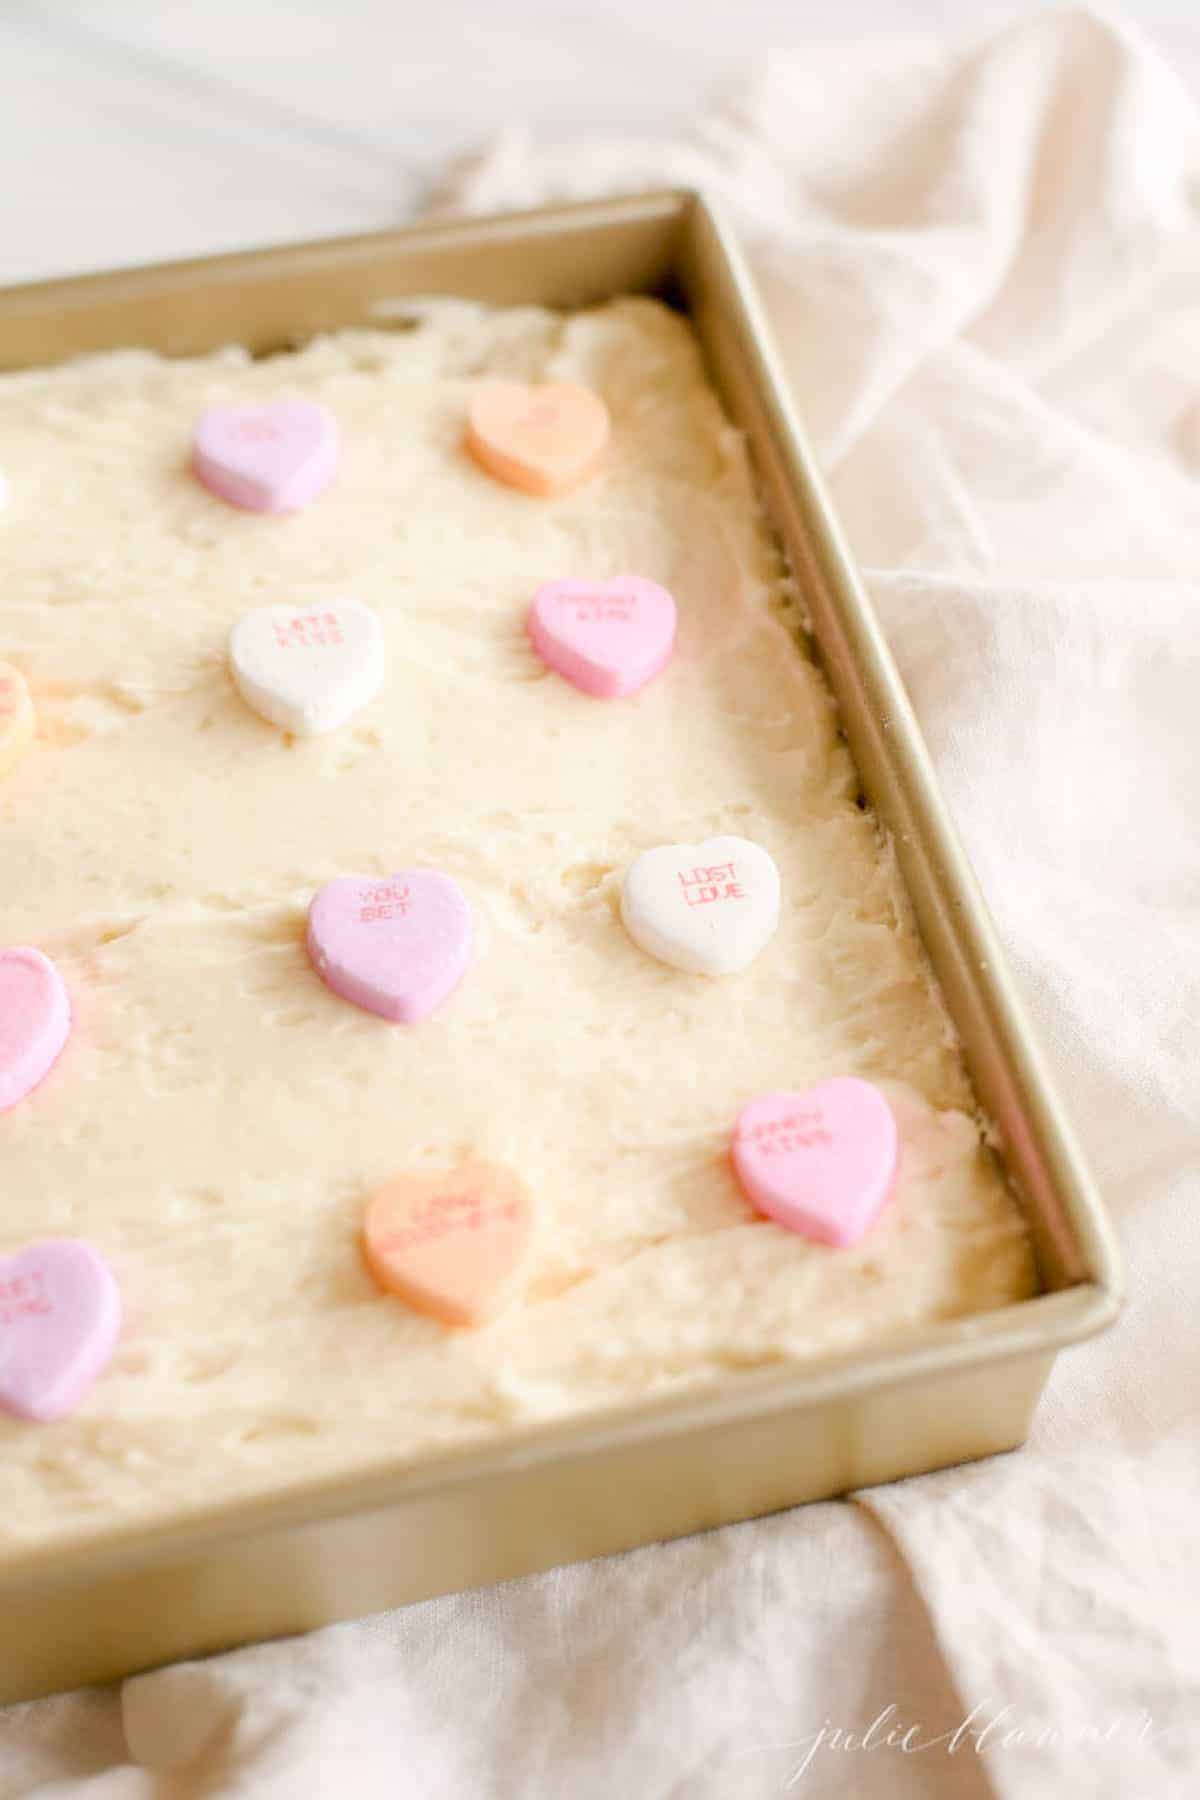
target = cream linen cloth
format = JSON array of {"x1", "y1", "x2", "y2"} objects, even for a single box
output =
[{"x1": 4, "y1": 8, "x2": 1199, "y2": 1797}]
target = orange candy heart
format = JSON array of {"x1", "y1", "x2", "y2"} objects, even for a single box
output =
[
  {"x1": 0, "y1": 663, "x2": 35, "y2": 782},
  {"x1": 465, "y1": 381, "x2": 610, "y2": 497},
  {"x1": 362, "y1": 1160, "x2": 534, "y2": 1328}
]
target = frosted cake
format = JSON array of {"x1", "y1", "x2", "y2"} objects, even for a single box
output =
[{"x1": 0, "y1": 296, "x2": 1037, "y2": 1547}]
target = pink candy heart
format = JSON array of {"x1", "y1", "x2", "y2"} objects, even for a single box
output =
[
  {"x1": 307, "y1": 871, "x2": 472, "y2": 1023},
  {"x1": 528, "y1": 577, "x2": 677, "y2": 699},
  {"x1": 0, "y1": 1241, "x2": 121, "y2": 1423},
  {"x1": 191, "y1": 401, "x2": 339, "y2": 514},
  {"x1": 0, "y1": 947, "x2": 71, "y2": 1114},
  {"x1": 732, "y1": 1078, "x2": 899, "y2": 1249}
]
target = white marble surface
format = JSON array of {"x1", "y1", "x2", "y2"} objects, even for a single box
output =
[{"x1": 3, "y1": 0, "x2": 1199, "y2": 285}]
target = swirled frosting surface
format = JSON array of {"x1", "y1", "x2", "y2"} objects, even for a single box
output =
[{"x1": 0, "y1": 298, "x2": 1036, "y2": 1547}]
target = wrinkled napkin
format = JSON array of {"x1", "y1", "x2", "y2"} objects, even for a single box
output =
[{"x1": 4, "y1": 8, "x2": 1199, "y2": 1797}]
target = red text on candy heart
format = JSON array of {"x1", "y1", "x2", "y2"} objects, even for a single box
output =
[
  {"x1": 375, "y1": 1187, "x2": 521, "y2": 1254},
  {"x1": 737, "y1": 1108, "x2": 833, "y2": 1156},
  {"x1": 678, "y1": 861, "x2": 746, "y2": 908},
  {"x1": 520, "y1": 403, "x2": 562, "y2": 431},
  {"x1": 357, "y1": 881, "x2": 411, "y2": 924},
  {"x1": 0, "y1": 1268, "x2": 53, "y2": 1326},
  {"x1": 272, "y1": 612, "x2": 346, "y2": 651},
  {"x1": 557, "y1": 592, "x2": 637, "y2": 625},
  {"x1": 229, "y1": 417, "x2": 285, "y2": 445}
]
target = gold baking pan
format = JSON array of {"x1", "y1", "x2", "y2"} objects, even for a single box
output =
[{"x1": 0, "y1": 192, "x2": 1123, "y2": 1704}]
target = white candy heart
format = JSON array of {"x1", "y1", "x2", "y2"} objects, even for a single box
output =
[
  {"x1": 620, "y1": 834, "x2": 781, "y2": 975},
  {"x1": 229, "y1": 600, "x2": 384, "y2": 736}
]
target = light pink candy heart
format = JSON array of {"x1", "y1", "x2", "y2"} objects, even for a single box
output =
[
  {"x1": 529, "y1": 577, "x2": 677, "y2": 699},
  {"x1": 307, "y1": 871, "x2": 472, "y2": 1024},
  {"x1": 0, "y1": 1241, "x2": 121, "y2": 1423},
  {"x1": 732, "y1": 1078, "x2": 899, "y2": 1249},
  {"x1": 0, "y1": 947, "x2": 71, "y2": 1114},
  {"x1": 191, "y1": 401, "x2": 339, "y2": 514}
]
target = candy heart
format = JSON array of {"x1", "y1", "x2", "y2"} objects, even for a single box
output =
[
  {"x1": 529, "y1": 577, "x2": 677, "y2": 699},
  {"x1": 0, "y1": 662, "x2": 35, "y2": 781},
  {"x1": 0, "y1": 1241, "x2": 121, "y2": 1422},
  {"x1": 466, "y1": 381, "x2": 609, "y2": 497},
  {"x1": 732, "y1": 1078, "x2": 899, "y2": 1249},
  {"x1": 229, "y1": 599, "x2": 384, "y2": 736},
  {"x1": 307, "y1": 871, "x2": 472, "y2": 1023},
  {"x1": 0, "y1": 948, "x2": 71, "y2": 1114},
  {"x1": 620, "y1": 834, "x2": 781, "y2": 975},
  {"x1": 191, "y1": 400, "x2": 339, "y2": 513},
  {"x1": 362, "y1": 1160, "x2": 534, "y2": 1327}
]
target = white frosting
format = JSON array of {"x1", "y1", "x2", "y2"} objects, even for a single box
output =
[{"x1": 0, "y1": 298, "x2": 1036, "y2": 1547}]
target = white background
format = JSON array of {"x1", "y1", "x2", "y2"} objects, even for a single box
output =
[{"x1": 4, "y1": 0, "x2": 1200, "y2": 284}]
